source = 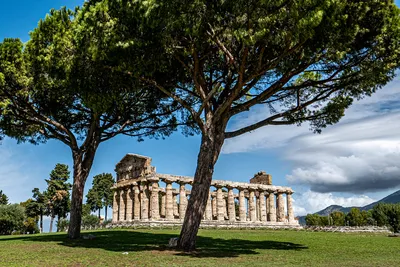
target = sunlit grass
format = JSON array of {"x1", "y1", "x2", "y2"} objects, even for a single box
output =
[{"x1": 0, "y1": 229, "x2": 399, "y2": 266}]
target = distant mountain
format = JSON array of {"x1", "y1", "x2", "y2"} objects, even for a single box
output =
[{"x1": 297, "y1": 189, "x2": 400, "y2": 225}]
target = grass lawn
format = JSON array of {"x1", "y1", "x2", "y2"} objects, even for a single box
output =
[{"x1": 0, "y1": 228, "x2": 399, "y2": 267}]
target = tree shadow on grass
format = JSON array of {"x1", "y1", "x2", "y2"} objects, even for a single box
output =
[{"x1": 0, "y1": 230, "x2": 308, "y2": 258}]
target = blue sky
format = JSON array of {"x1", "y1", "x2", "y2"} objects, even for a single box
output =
[{"x1": 1, "y1": 1, "x2": 400, "y2": 231}]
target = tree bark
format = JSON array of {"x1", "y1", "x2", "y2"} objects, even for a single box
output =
[
  {"x1": 40, "y1": 213, "x2": 43, "y2": 233},
  {"x1": 105, "y1": 207, "x2": 108, "y2": 221},
  {"x1": 177, "y1": 123, "x2": 225, "y2": 251},
  {"x1": 67, "y1": 147, "x2": 97, "y2": 239},
  {"x1": 98, "y1": 209, "x2": 101, "y2": 219},
  {"x1": 49, "y1": 216, "x2": 54, "y2": 233}
]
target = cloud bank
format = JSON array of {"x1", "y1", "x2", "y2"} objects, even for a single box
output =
[{"x1": 223, "y1": 79, "x2": 400, "y2": 194}]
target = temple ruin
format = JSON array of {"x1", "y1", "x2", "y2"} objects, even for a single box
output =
[{"x1": 111, "y1": 154, "x2": 299, "y2": 227}]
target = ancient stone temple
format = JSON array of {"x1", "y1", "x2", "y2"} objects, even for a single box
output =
[{"x1": 111, "y1": 154, "x2": 299, "y2": 227}]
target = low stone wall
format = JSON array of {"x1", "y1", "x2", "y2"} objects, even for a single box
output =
[
  {"x1": 108, "y1": 220, "x2": 303, "y2": 230},
  {"x1": 304, "y1": 226, "x2": 390, "y2": 233}
]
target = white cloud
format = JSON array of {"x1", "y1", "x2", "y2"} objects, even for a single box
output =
[
  {"x1": 293, "y1": 190, "x2": 376, "y2": 216},
  {"x1": 0, "y1": 143, "x2": 32, "y2": 203},
  {"x1": 223, "y1": 78, "x2": 400, "y2": 193}
]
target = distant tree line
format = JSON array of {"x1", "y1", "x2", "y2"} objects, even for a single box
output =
[
  {"x1": 0, "y1": 165, "x2": 115, "y2": 235},
  {"x1": 305, "y1": 204, "x2": 400, "y2": 233}
]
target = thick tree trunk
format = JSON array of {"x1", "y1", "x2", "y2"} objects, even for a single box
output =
[
  {"x1": 67, "y1": 148, "x2": 97, "y2": 239},
  {"x1": 177, "y1": 124, "x2": 225, "y2": 251},
  {"x1": 49, "y1": 216, "x2": 54, "y2": 233}
]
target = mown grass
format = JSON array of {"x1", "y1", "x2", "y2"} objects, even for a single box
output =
[{"x1": 0, "y1": 228, "x2": 399, "y2": 267}]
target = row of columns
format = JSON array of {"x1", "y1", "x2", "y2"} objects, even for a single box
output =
[{"x1": 112, "y1": 178, "x2": 295, "y2": 223}]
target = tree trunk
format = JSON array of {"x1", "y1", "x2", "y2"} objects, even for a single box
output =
[
  {"x1": 40, "y1": 213, "x2": 43, "y2": 233},
  {"x1": 177, "y1": 123, "x2": 225, "y2": 251},
  {"x1": 105, "y1": 206, "x2": 108, "y2": 221},
  {"x1": 49, "y1": 216, "x2": 54, "y2": 233},
  {"x1": 98, "y1": 209, "x2": 101, "y2": 219},
  {"x1": 67, "y1": 149, "x2": 97, "y2": 239}
]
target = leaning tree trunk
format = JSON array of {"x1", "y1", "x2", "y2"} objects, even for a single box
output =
[
  {"x1": 49, "y1": 216, "x2": 54, "y2": 233},
  {"x1": 177, "y1": 123, "x2": 225, "y2": 251},
  {"x1": 68, "y1": 148, "x2": 97, "y2": 239}
]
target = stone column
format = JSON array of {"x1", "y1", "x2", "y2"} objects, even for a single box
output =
[
  {"x1": 216, "y1": 186, "x2": 225, "y2": 221},
  {"x1": 238, "y1": 187, "x2": 246, "y2": 222},
  {"x1": 133, "y1": 184, "x2": 140, "y2": 220},
  {"x1": 267, "y1": 191, "x2": 276, "y2": 222},
  {"x1": 160, "y1": 193, "x2": 166, "y2": 218},
  {"x1": 205, "y1": 191, "x2": 212, "y2": 220},
  {"x1": 173, "y1": 194, "x2": 179, "y2": 217},
  {"x1": 227, "y1": 186, "x2": 236, "y2": 222},
  {"x1": 287, "y1": 192, "x2": 294, "y2": 222},
  {"x1": 179, "y1": 182, "x2": 187, "y2": 220},
  {"x1": 125, "y1": 187, "x2": 133, "y2": 221},
  {"x1": 256, "y1": 192, "x2": 260, "y2": 221},
  {"x1": 165, "y1": 180, "x2": 174, "y2": 220},
  {"x1": 140, "y1": 182, "x2": 149, "y2": 220},
  {"x1": 212, "y1": 195, "x2": 217, "y2": 219},
  {"x1": 259, "y1": 190, "x2": 267, "y2": 222},
  {"x1": 119, "y1": 188, "x2": 126, "y2": 221},
  {"x1": 249, "y1": 189, "x2": 256, "y2": 222},
  {"x1": 277, "y1": 191, "x2": 285, "y2": 222},
  {"x1": 149, "y1": 178, "x2": 160, "y2": 220},
  {"x1": 112, "y1": 190, "x2": 119, "y2": 223}
]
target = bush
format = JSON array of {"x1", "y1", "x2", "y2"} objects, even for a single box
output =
[
  {"x1": 56, "y1": 218, "x2": 69, "y2": 232},
  {"x1": 0, "y1": 204, "x2": 26, "y2": 235},
  {"x1": 22, "y1": 217, "x2": 40, "y2": 234},
  {"x1": 373, "y1": 203, "x2": 400, "y2": 233},
  {"x1": 102, "y1": 219, "x2": 112, "y2": 227},
  {"x1": 82, "y1": 215, "x2": 100, "y2": 228}
]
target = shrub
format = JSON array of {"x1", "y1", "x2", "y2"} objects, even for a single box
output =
[
  {"x1": 56, "y1": 218, "x2": 69, "y2": 232},
  {"x1": 0, "y1": 204, "x2": 26, "y2": 235},
  {"x1": 82, "y1": 215, "x2": 100, "y2": 228}
]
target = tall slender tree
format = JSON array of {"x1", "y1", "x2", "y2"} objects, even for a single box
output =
[
  {"x1": 0, "y1": 190, "x2": 8, "y2": 205},
  {"x1": 80, "y1": 0, "x2": 400, "y2": 250},
  {"x1": 86, "y1": 173, "x2": 115, "y2": 220},
  {"x1": 45, "y1": 163, "x2": 72, "y2": 232},
  {"x1": 0, "y1": 7, "x2": 182, "y2": 238},
  {"x1": 27, "y1": 188, "x2": 47, "y2": 233}
]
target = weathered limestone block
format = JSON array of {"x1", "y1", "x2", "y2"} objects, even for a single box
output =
[
  {"x1": 149, "y1": 178, "x2": 160, "y2": 220},
  {"x1": 238, "y1": 187, "x2": 246, "y2": 222},
  {"x1": 287, "y1": 192, "x2": 294, "y2": 222},
  {"x1": 165, "y1": 181, "x2": 174, "y2": 220},
  {"x1": 112, "y1": 190, "x2": 119, "y2": 223},
  {"x1": 160, "y1": 193, "x2": 166, "y2": 218},
  {"x1": 205, "y1": 192, "x2": 212, "y2": 220},
  {"x1": 268, "y1": 192, "x2": 276, "y2": 222},
  {"x1": 115, "y1": 154, "x2": 156, "y2": 182},
  {"x1": 216, "y1": 187, "x2": 225, "y2": 221},
  {"x1": 259, "y1": 191, "x2": 267, "y2": 222},
  {"x1": 212, "y1": 196, "x2": 217, "y2": 219},
  {"x1": 249, "y1": 190, "x2": 256, "y2": 222},
  {"x1": 126, "y1": 187, "x2": 133, "y2": 221},
  {"x1": 179, "y1": 183, "x2": 187, "y2": 220},
  {"x1": 256, "y1": 192, "x2": 260, "y2": 221},
  {"x1": 250, "y1": 171, "x2": 272, "y2": 185},
  {"x1": 133, "y1": 184, "x2": 140, "y2": 220},
  {"x1": 173, "y1": 194, "x2": 179, "y2": 218},
  {"x1": 119, "y1": 189, "x2": 127, "y2": 221},
  {"x1": 277, "y1": 192, "x2": 285, "y2": 222},
  {"x1": 227, "y1": 187, "x2": 236, "y2": 222},
  {"x1": 140, "y1": 182, "x2": 149, "y2": 220}
]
